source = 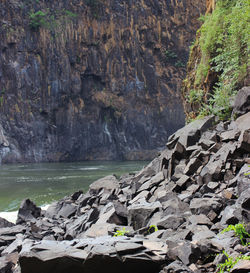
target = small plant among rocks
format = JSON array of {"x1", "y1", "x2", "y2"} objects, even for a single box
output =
[
  {"x1": 29, "y1": 10, "x2": 48, "y2": 29},
  {"x1": 147, "y1": 225, "x2": 158, "y2": 234},
  {"x1": 244, "y1": 165, "x2": 250, "y2": 176},
  {"x1": 221, "y1": 223, "x2": 250, "y2": 245},
  {"x1": 113, "y1": 227, "x2": 129, "y2": 237},
  {"x1": 175, "y1": 60, "x2": 185, "y2": 68},
  {"x1": 217, "y1": 251, "x2": 250, "y2": 273}
]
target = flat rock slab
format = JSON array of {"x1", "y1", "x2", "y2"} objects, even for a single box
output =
[{"x1": 19, "y1": 237, "x2": 166, "y2": 273}]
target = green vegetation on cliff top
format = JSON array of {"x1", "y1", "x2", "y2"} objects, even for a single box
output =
[{"x1": 184, "y1": 0, "x2": 249, "y2": 121}]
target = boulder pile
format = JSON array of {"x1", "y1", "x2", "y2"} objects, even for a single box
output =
[{"x1": 0, "y1": 103, "x2": 250, "y2": 272}]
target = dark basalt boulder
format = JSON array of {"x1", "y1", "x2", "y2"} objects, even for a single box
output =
[
  {"x1": 16, "y1": 199, "x2": 41, "y2": 225},
  {"x1": 232, "y1": 86, "x2": 250, "y2": 117},
  {"x1": 19, "y1": 237, "x2": 166, "y2": 273},
  {"x1": 89, "y1": 175, "x2": 119, "y2": 194},
  {"x1": 0, "y1": 218, "x2": 14, "y2": 229},
  {"x1": 127, "y1": 200, "x2": 162, "y2": 230},
  {"x1": 160, "y1": 260, "x2": 192, "y2": 273},
  {"x1": 167, "y1": 115, "x2": 215, "y2": 148},
  {"x1": 231, "y1": 259, "x2": 250, "y2": 273}
]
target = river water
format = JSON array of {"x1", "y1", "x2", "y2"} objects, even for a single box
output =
[{"x1": 0, "y1": 161, "x2": 148, "y2": 213}]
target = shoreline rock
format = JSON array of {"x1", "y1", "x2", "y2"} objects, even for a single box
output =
[{"x1": 0, "y1": 109, "x2": 250, "y2": 272}]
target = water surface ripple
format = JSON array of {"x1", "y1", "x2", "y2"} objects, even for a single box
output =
[{"x1": 0, "y1": 161, "x2": 148, "y2": 212}]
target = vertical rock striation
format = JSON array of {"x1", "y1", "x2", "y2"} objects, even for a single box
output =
[{"x1": 0, "y1": 0, "x2": 206, "y2": 162}]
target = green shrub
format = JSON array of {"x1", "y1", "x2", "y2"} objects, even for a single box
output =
[
  {"x1": 64, "y1": 10, "x2": 78, "y2": 18},
  {"x1": 165, "y1": 50, "x2": 177, "y2": 60},
  {"x1": 187, "y1": 89, "x2": 204, "y2": 103},
  {"x1": 113, "y1": 227, "x2": 129, "y2": 237},
  {"x1": 221, "y1": 223, "x2": 250, "y2": 245},
  {"x1": 217, "y1": 251, "x2": 250, "y2": 273},
  {"x1": 29, "y1": 10, "x2": 48, "y2": 29},
  {"x1": 207, "y1": 81, "x2": 237, "y2": 120},
  {"x1": 148, "y1": 225, "x2": 158, "y2": 234},
  {"x1": 29, "y1": 9, "x2": 78, "y2": 32},
  {"x1": 175, "y1": 60, "x2": 185, "y2": 68},
  {"x1": 186, "y1": 0, "x2": 249, "y2": 121}
]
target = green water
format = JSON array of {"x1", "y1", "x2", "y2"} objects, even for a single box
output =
[{"x1": 0, "y1": 161, "x2": 148, "y2": 212}]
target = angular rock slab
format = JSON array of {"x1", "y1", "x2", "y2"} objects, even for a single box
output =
[
  {"x1": 16, "y1": 199, "x2": 41, "y2": 224},
  {"x1": 232, "y1": 86, "x2": 250, "y2": 116},
  {"x1": 89, "y1": 175, "x2": 119, "y2": 194},
  {"x1": 231, "y1": 259, "x2": 250, "y2": 273},
  {"x1": 167, "y1": 115, "x2": 215, "y2": 148},
  {"x1": 19, "y1": 237, "x2": 166, "y2": 273}
]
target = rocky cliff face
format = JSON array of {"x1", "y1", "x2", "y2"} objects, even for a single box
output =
[{"x1": 0, "y1": 0, "x2": 206, "y2": 163}]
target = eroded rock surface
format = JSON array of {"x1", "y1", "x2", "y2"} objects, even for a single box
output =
[{"x1": 0, "y1": 0, "x2": 206, "y2": 163}]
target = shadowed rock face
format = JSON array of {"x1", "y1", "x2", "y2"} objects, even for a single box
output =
[{"x1": 0, "y1": 0, "x2": 206, "y2": 163}]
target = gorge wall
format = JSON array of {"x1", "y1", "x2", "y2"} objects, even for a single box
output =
[{"x1": 0, "y1": 0, "x2": 206, "y2": 163}]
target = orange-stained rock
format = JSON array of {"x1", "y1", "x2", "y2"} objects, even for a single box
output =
[{"x1": 0, "y1": 0, "x2": 206, "y2": 162}]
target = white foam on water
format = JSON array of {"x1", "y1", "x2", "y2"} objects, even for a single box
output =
[
  {"x1": 79, "y1": 167, "x2": 100, "y2": 170},
  {"x1": 0, "y1": 211, "x2": 18, "y2": 224},
  {"x1": 0, "y1": 204, "x2": 50, "y2": 224}
]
